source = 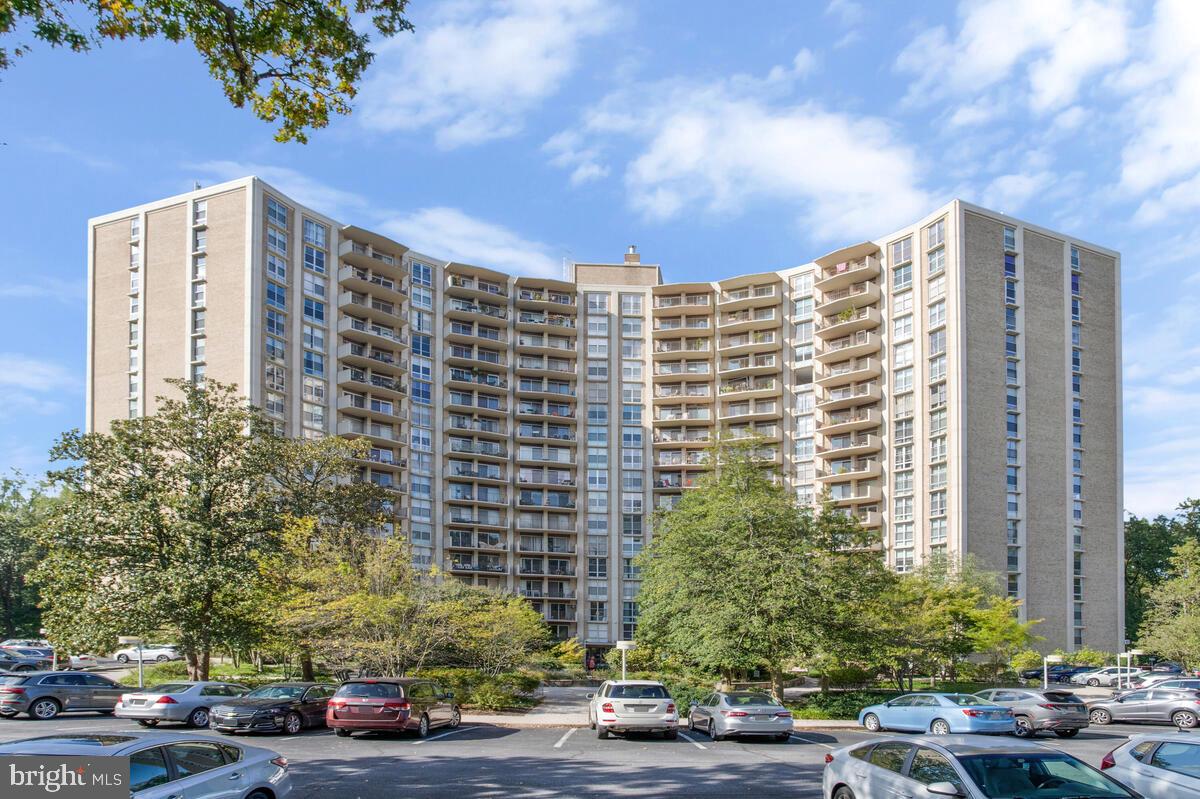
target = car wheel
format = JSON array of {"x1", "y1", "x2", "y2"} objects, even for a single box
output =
[
  {"x1": 155, "y1": 655, "x2": 169, "y2": 663},
  {"x1": 1087, "y1": 678, "x2": 1100, "y2": 687},
  {"x1": 188, "y1": 708, "x2": 210, "y2": 728},
  {"x1": 597, "y1": 726, "x2": 609, "y2": 739},
  {"x1": 1173, "y1": 710, "x2": 1199, "y2": 729},
  {"x1": 334, "y1": 728, "x2": 351, "y2": 738},
  {"x1": 862, "y1": 713, "x2": 882, "y2": 732},
  {"x1": 136, "y1": 719, "x2": 159, "y2": 728},
  {"x1": 663, "y1": 729, "x2": 677, "y2": 740},
  {"x1": 116, "y1": 654, "x2": 129, "y2": 664},
  {"x1": 1013, "y1": 716, "x2": 1035, "y2": 738},
  {"x1": 29, "y1": 699, "x2": 60, "y2": 720},
  {"x1": 416, "y1": 714, "x2": 430, "y2": 738},
  {"x1": 283, "y1": 712, "x2": 303, "y2": 735},
  {"x1": 709, "y1": 721, "x2": 723, "y2": 742},
  {"x1": 833, "y1": 787, "x2": 856, "y2": 799},
  {"x1": 1090, "y1": 708, "x2": 1112, "y2": 725},
  {"x1": 687, "y1": 715, "x2": 695, "y2": 732},
  {"x1": 775, "y1": 733, "x2": 791, "y2": 742},
  {"x1": 449, "y1": 707, "x2": 461, "y2": 729},
  {"x1": 930, "y1": 719, "x2": 951, "y2": 736},
  {"x1": 13, "y1": 666, "x2": 31, "y2": 673},
  {"x1": 1053, "y1": 729, "x2": 1079, "y2": 738},
  {"x1": 246, "y1": 791, "x2": 272, "y2": 799}
]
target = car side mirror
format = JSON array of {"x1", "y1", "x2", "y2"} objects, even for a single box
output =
[
  {"x1": 586, "y1": 693, "x2": 595, "y2": 699},
  {"x1": 884, "y1": 701, "x2": 894, "y2": 707},
  {"x1": 444, "y1": 691, "x2": 454, "y2": 700},
  {"x1": 689, "y1": 701, "x2": 698, "y2": 707},
  {"x1": 926, "y1": 782, "x2": 963, "y2": 797}
]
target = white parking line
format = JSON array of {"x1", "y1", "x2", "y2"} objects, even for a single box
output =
[
  {"x1": 552, "y1": 728, "x2": 576, "y2": 748},
  {"x1": 789, "y1": 733, "x2": 835, "y2": 749},
  {"x1": 411, "y1": 726, "x2": 476, "y2": 745},
  {"x1": 678, "y1": 731, "x2": 707, "y2": 750}
]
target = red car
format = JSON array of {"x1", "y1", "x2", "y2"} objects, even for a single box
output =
[{"x1": 326, "y1": 678, "x2": 461, "y2": 738}]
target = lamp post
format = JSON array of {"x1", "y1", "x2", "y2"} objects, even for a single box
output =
[
  {"x1": 1043, "y1": 654, "x2": 1065, "y2": 690},
  {"x1": 1117, "y1": 649, "x2": 1145, "y2": 692},
  {"x1": 615, "y1": 640, "x2": 636, "y2": 681},
  {"x1": 118, "y1": 636, "x2": 145, "y2": 688},
  {"x1": 39, "y1": 628, "x2": 54, "y2": 672}
]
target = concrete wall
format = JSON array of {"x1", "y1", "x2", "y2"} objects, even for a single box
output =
[{"x1": 90, "y1": 218, "x2": 137, "y2": 432}]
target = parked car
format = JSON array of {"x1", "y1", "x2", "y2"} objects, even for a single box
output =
[
  {"x1": 211, "y1": 682, "x2": 337, "y2": 735},
  {"x1": 69, "y1": 652, "x2": 118, "y2": 670},
  {"x1": 0, "y1": 671, "x2": 128, "y2": 719},
  {"x1": 1126, "y1": 672, "x2": 1184, "y2": 690},
  {"x1": 1051, "y1": 665, "x2": 1097, "y2": 684},
  {"x1": 857, "y1": 693, "x2": 1015, "y2": 735},
  {"x1": 687, "y1": 691, "x2": 792, "y2": 742},
  {"x1": 1018, "y1": 663, "x2": 1079, "y2": 682},
  {"x1": 0, "y1": 647, "x2": 52, "y2": 672},
  {"x1": 1071, "y1": 666, "x2": 1147, "y2": 687},
  {"x1": 113, "y1": 644, "x2": 182, "y2": 664},
  {"x1": 588, "y1": 680, "x2": 679, "y2": 739},
  {"x1": 115, "y1": 681, "x2": 249, "y2": 728},
  {"x1": 974, "y1": 688, "x2": 1088, "y2": 738},
  {"x1": 1087, "y1": 687, "x2": 1200, "y2": 729},
  {"x1": 1102, "y1": 732, "x2": 1200, "y2": 797},
  {"x1": 1149, "y1": 661, "x2": 1185, "y2": 674},
  {"x1": 326, "y1": 677, "x2": 461, "y2": 738},
  {"x1": 0, "y1": 731, "x2": 291, "y2": 799},
  {"x1": 0, "y1": 640, "x2": 53, "y2": 658},
  {"x1": 823, "y1": 735, "x2": 1140, "y2": 799}
]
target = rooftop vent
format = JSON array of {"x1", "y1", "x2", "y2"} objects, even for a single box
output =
[{"x1": 625, "y1": 245, "x2": 640, "y2": 264}]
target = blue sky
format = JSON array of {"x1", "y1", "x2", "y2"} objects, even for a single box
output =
[{"x1": 0, "y1": 0, "x2": 1196, "y2": 516}]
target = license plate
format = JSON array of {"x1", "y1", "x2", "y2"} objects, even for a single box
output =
[
  {"x1": 754, "y1": 715, "x2": 770, "y2": 721},
  {"x1": 990, "y1": 712, "x2": 1007, "y2": 719},
  {"x1": 627, "y1": 705, "x2": 652, "y2": 713}
]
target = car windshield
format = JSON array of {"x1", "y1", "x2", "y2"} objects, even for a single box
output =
[
  {"x1": 1041, "y1": 692, "x2": 1080, "y2": 703},
  {"x1": 610, "y1": 685, "x2": 668, "y2": 699},
  {"x1": 0, "y1": 676, "x2": 27, "y2": 686},
  {"x1": 146, "y1": 684, "x2": 192, "y2": 694},
  {"x1": 725, "y1": 693, "x2": 777, "y2": 706},
  {"x1": 335, "y1": 682, "x2": 402, "y2": 698},
  {"x1": 943, "y1": 694, "x2": 989, "y2": 706},
  {"x1": 15, "y1": 736, "x2": 136, "y2": 747},
  {"x1": 959, "y1": 753, "x2": 1134, "y2": 798},
  {"x1": 245, "y1": 686, "x2": 306, "y2": 700}
]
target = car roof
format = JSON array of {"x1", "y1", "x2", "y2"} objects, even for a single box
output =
[
  {"x1": 604, "y1": 680, "x2": 665, "y2": 686},
  {"x1": 1127, "y1": 732, "x2": 1200, "y2": 744},
  {"x1": 865, "y1": 735, "x2": 1058, "y2": 757},
  {"x1": 0, "y1": 731, "x2": 257, "y2": 756},
  {"x1": 342, "y1": 677, "x2": 422, "y2": 684},
  {"x1": 14, "y1": 670, "x2": 109, "y2": 678}
]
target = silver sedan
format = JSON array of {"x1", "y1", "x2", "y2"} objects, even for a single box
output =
[
  {"x1": 115, "y1": 681, "x2": 248, "y2": 728},
  {"x1": 687, "y1": 691, "x2": 793, "y2": 741}
]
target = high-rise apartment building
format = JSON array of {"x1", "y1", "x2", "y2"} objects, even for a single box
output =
[{"x1": 87, "y1": 177, "x2": 1123, "y2": 654}]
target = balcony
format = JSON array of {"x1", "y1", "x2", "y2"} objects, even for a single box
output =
[
  {"x1": 817, "y1": 434, "x2": 882, "y2": 459},
  {"x1": 338, "y1": 316, "x2": 404, "y2": 348},
  {"x1": 446, "y1": 558, "x2": 508, "y2": 575},
  {"x1": 653, "y1": 430, "x2": 711, "y2": 446},
  {"x1": 718, "y1": 308, "x2": 778, "y2": 334},
  {"x1": 815, "y1": 384, "x2": 882, "y2": 412},
  {"x1": 337, "y1": 418, "x2": 400, "y2": 442},
  {"x1": 337, "y1": 342, "x2": 405, "y2": 373},
  {"x1": 816, "y1": 409, "x2": 880, "y2": 435},
  {"x1": 653, "y1": 340, "x2": 711, "y2": 357},
  {"x1": 339, "y1": 290, "x2": 401, "y2": 325},
  {"x1": 447, "y1": 368, "x2": 508, "y2": 390},
  {"x1": 338, "y1": 369, "x2": 407, "y2": 401},
  {"x1": 655, "y1": 408, "x2": 712, "y2": 424},
  {"x1": 517, "y1": 289, "x2": 575, "y2": 310},
  {"x1": 516, "y1": 427, "x2": 576, "y2": 443},
  {"x1": 447, "y1": 274, "x2": 508, "y2": 299},
  {"x1": 446, "y1": 298, "x2": 509, "y2": 322},
  {"x1": 653, "y1": 294, "x2": 711, "y2": 312},
  {"x1": 516, "y1": 334, "x2": 575, "y2": 354},
  {"x1": 445, "y1": 464, "x2": 506, "y2": 482},
  {"x1": 718, "y1": 331, "x2": 778, "y2": 355},
  {"x1": 517, "y1": 495, "x2": 577, "y2": 510},
  {"x1": 816, "y1": 459, "x2": 882, "y2": 481},
  {"x1": 444, "y1": 322, "x2": 507, "y2": 346},
  {"x1": 719, "y1": 354, "x2": 778, "y2": 376},
  {"x1": 446, "y1": 346, "x2": 507, "y2": 370},
  {"x1": 445, "y1": 511, "x2": 506, "y2": 528},
  {"x1": 813, "y1": 255, "x2": 881, "y2": 293},
  {"x1": 338, "y1": 265, "x2": 407, "y2": 304},
  {"x1": 814, "y1": 358, "x2": 881, "y2": 389},
  {"x1": 517, "y1": 312, "x2": 576, "y2": 331},
  {"x1": 448, "y1": 439, "x2": 508, "y2": 459},
  {"x1": 815, "y1": 331, "x2": 881, "y2": 364},
  {"x1": 517, "y1": 474, "x2": 576, "y2": 488},
  {"x1": 829, "y1": 485, "x2": 882, "y2": 507},
  {"x1": 718, "y1": 285, "x2": 778, "y2": 310},
  {"x1": 718, "y1": 378, "x2": 779, "y2": 399},
  {"x1": 447, "y1": 490, "x2": 509, "y2": 506},
  {"x1": 718, "y1": 401, "x2": 780, "y2": 422},
  {"x1": 653, "y1": 362, "x2": 711, "y2": 377},
  {"x1": 815, "y1": 306, "x2": 882, "y2": 339},
  {"x1": 446, "y1": 537, "x2": 509, "y2": 552},
  {"x1": 815, "y1": 282, "x2": 881, "y2": 318}
]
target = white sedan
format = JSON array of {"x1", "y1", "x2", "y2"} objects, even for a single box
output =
[
  {"x1": 113, "y1": 645, "x2": 182, "y2": 664},
  {"x1": 1069, "y1": 666, "x2": 1145, "y2": 687},
  {"x1": 69, "y1": 653, "x2": 120, "y2": 669},
  {"x1": 1102, "y1": 732, "x2": 1200, "y2": 796}
]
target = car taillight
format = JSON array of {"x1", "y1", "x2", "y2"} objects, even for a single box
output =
[
  {"x1": 601, "y1": 702, "x2": 614, "y2": 713},
  {"x1": 723, "y1": 710, "x2": 749, "y2": 717},
  {"x1": 1101, "y1": 750, "x2": 1116, "y2": 770},
  {"x1": 666, "y1": 703, "x2": 675, "y2": 714},
  {"x1": 824, "y1": 753, "x2": 834, "y2": 764},
  {"x1": 328, "y1": 699, "x2": 346, "y2": 709},
  {"x1": 0, "y1": 687, "x2": 24, "y2": 695},
  {"x1": 271, "y1": 756, "x2": 289, "y2": 769},
  {"x1": 154, "y1": 696, "x2": 177, "y2": 705},
  {"x1": 119, "y1": 695, "x2": 129, "y2": 704},
  {"x1": 776, "y1": 711, "x2": 792, "y2": 718},
  {"x1": 383, "y1": 701, "x2": 412, "y2": 712}
]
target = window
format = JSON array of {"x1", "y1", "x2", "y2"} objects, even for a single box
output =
[
  {"x1": 303, "y1": 324, "x2": 325, "y2": 351},
  {"x1": 1005, "y1": 333, "x2": 1018, "y2": 357},
  {"x1": 895, "y1": 445, "x2": 913, "y2": 470},
  {"x1": 193, "y1": 229, "x2": 207, "y2": 253},
  {"x1": 191, "y1": 282, "x2": 206, "y2": 307},
  {"x1": 130, "y1": 217, "x2": 141, "y2": 239},
  {"x1": 895, "y1": 419, "x2": 913, "y2": 444},
  {"x1": 929, "y1": 329, "x2": 946, "y2": 356},
  {"x1": 266, "y1": 281, "x2": 286, "y2": 310},
  {"x1": 894, "y1": 470, "x2": 913, "y2": 495},
  {"x1": 267, "y1": 196, "x2": 288, "y2": 228},
  {"x1": 1072, "y1": 297, "x2": 1081, "y2": 321},
  {"x1": 893, "y1": 263, "x2": 912, "y2": 291},
  {"x1": 266, "y1": 226, "x2": 286, "y2": 256},
  {"x1": 893, "y1": 291, "x2": 913, "y2": 315},
  {"x1": 927, "y1": 274, "x2": 945, "y2": 299},
  {"x1": 1007, "y1": 412, "x2": 1019, "y2": 437},
  {"x1": 930, "y1": 463, "x2": 947, "y2": 489},
  {"x1": 926, "y1": 219, "x2": 946, "y2": 249},
  {"x1": 191, "y1": 363, "x2": 206, "y2": 386},
  {"x1": 304, "y1": 351, "x2": 325, "y2": 376},
  {"x1": 264, "y1": 309, "x2": 283, "y2": 336},
  {"x1": 927, "y1": 247, "x2": 945, "y2": 275},
  {"x1": 1003, "y1": 226, "x2": 1016, "y2": 251},
  {"x1": 1004, "y1": 253, "x2": 1017, "y2": 277},
  {"x1": 930, "y1": 382, "x2": 947, "y2": 409},
  {"x1": 891, "y1": 237, "x2": 912, "y2": 265},
  {"x1": 1007, "y1": 466, "x2": 1019, "y2": 490},
  {"x1": 930, "y1": 437, "x2": 947, "y2": 461},
  {"x1": 893, "y1": 314, "x2": 913, "y2": 341},
  {"x1": 930, "y1": 491, "x2": 947, "y2": 516},
  {"x1": 928, "y1": 301, "x2": 946, "y2": 328},
  {"x1": 894, "y1": 367, "x2": 913, "y2": 393},
  {"x1": 894, "y1": 343, "x2": 913, "y2": 368},
  {"x1": 1005, "y1": 280, "x2": 1018, "y2": 304},
  {"x1": 129, "y1": 747, "x2": 171, "y2": 793},
  {"x1": 303, "y1": 245, "x2": 326, "y2": 274},
  {"x1": 586, "y1": 293, "x2": 608, "y2": 313},
  {"x1": 622, "y1": 317, "x2": 643, "y2": 337},
  {"x1": 192, "y1": 255, "x2": 206, "y2": 281},
  {"x1": 193, "y1": 309, "x2": 206, "y2": 334},
  {"x1": 929, "y1": 409, "x2": 947, "y2": 435},
  {"x1": 1005, "y1": 306, "x2": 1017, "y2": 331},
  {"x1": 302, "y1": 272, "x2": 326, "y2": 299},
  {"x1": 265, "y1": 336, "x2": 284, "y2": 361},
  {"x1": 793, "y1": 297, "x2": 813, "y2": 318},
  {"x1": 303, "y1": 298, "x2": 325, "y2": 323},
  {"x1": 1071, "y1": 272, "x2": 1081, "y2": 296},
  {"x1": 620, "y1": 294, "x2": 643, "y2": 314},
  {"x1": 929, "y1": 355, "x2": 946, "y2": 382},
  {"x1": 303, "y1": 218, "x2": 327, "y2": 247},
  {"x1": 1006, "y1": 360, "x2": 1019, "y2": 384}
]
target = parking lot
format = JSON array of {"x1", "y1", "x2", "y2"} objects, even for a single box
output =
[{"x1": 0, "y1": 709, "x2": 1178, "y2": 798}]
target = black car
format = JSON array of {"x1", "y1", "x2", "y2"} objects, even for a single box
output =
[
  {"x1": 209, "y1": 682, "x2": 338, "y2": 735},
  {"x1": 1019, "y1": 663, "x2": 1080, "y2": 682},
  {"x1": 1053, "y1": 666, "x2": 1098, "y2": 684},
  {"x1": 0, "y1": 648, "x2": 52, "y2": 673},
  {"x1": 1150, "y1": 661, "x2": 1184, "y2": 674}
]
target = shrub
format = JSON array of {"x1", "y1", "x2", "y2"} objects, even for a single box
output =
[
  {"x1": 138, "y1": 661, "x2": 189, "y2": 684},
  {"x1": 789, "y1": 690, "x2": 898, "y2": 720},
  {"x1": 468, "y1": 681, "x2": 513, "y2": 711},
  {"x1": 1010, "y1": 649, "x2": 1044, "y2": 673},
  {"x1": 413, "y1": 668, "x2": 540, "y2": 709},
  {"x1": 824, "y1": 666, "x2": 873, "y2": 689}
]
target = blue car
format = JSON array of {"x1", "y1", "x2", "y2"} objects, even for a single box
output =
[{"x1": 858, "y1": 692, "x2": 1015, "y2": 736}]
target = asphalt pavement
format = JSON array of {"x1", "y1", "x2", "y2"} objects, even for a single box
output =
[{"x1": 0, "y1": 710, "x2": 1183, "y2": 798}]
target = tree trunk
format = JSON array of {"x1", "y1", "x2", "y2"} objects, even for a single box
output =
[
  {"x1": 200, "y1": 649, "x2": 211, "y2": 681},
  {"x1": 186, "y1": 651, "x2": 201, "y2": 680},
  {"x1": 300, "y1": 650, "x2": 315, "y2": 682},
  {"x1": 769, "y1": 666, "x2": 786, "y2": 704}
]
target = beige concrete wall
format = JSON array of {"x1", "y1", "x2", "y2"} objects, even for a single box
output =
[
  {"x1": 91, "y1": 218, "x2": 137, "y2": 432},
  {"x1": 1023, "y1": 230, "x2": 1071, "y2": 647},
  {"x1": 142, "y1": 204, "x2": 190, "y2": 412},
  {"x1": 203, "y1": 188, "x2": 249, "y2": 394},
  {"x1": 574, "y1": 264, "x2": 662, "y2": 286},
  {"x1": 961, "y1": 212, "x2": 1012, "y2": 586},
  {"x1": 1079, "y1": 248, "x2": 1122, "y2": 653}
]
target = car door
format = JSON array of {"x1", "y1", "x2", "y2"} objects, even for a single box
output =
[
  {"x1": 429, "y1": 683, "x2": 453, "y2": 725},
  {"x1": 908, "y1": 695, "x2": 940, "y2": 732},
  {"x1": 45, "y1": 674, "x2": 90, "y2": 709},
  {"x1": 905, "y1": 746, "x2": 968, "y2": 797},
  {"x1": 878, "y1": 696, "x2": 915, "y2": 730},
  {"x1": 865, "y1": 742, "x2": 914, "y2": 797},
  {"x1": 128, "y1": 746, "x2": 175, "y2": 799},
  {"x1": 299, "y1": 686, "x2": 326, "y2": 726},
  {"x1": 83, "y1": 674, "x2": 125, "y2": 709},
  {"x1": 693, "y1": 694, "x2": 715, "y2": 730},
  {"x1": 1143, "y1": 739, "x2": 1200, "y2": 795},
  {"x1": 1147, "y1": 690, "x2": 1190, "y2": 723},
  {"x1": 408, "y1": 682, "x2": 433, "y2": 722},
  {"x1": 165, "y1": 741, "x2": 241, "y2": 799},
  {"x1": 1109, "y1": 690, "x2": 1150, "y2": 721}
]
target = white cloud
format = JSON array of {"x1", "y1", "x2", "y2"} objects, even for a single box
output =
[
  {"x1": 896, "y1": 0, "x2": 1129, "y2": 113},
  {"x1": 946, "y1": 101, "x2": 1003, "y2": 129},
  {"x1": 1113, "y1": 0, "x2": 1200, "y2": 218},
  {"x1": 549, "y1": 55, "x2": 933, "y2": 242},
  {"x1": 981, "y1": 170, "x2": 1056, "y2": 213},
  {"x1": 26, "y1": 137, "x2": 116, "y2": 171},
  {"x1": 380, "y1": 207, "x2": 562, "y2": 277},
  {"x1": 356, "y1": 0, "x2": 618, "y2": 148},
  {"x1": 825, "y1": 0, "x2": 864, "y2": 25},
  {"x1": 188, "y1": 161, "x2": 368, "y2": 220},
  {"x1": 541, "y1": 130, "x2": 609, "y2": 186},
  {"x1": 0, "y1": 356, "x2": 78, "y2": 425}
]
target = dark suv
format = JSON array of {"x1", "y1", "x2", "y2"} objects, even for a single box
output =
[
  {"x1": 0, "y1": 671, "x2": 128, "y2": 719},
  {"x1": 326, "y1": 678, "x2": 460, "y2": 738}
]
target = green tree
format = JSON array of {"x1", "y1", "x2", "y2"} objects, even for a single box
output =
[
  {"x1": 1138, "y1": 540, "x2": 1200, "y2": 666},
  {"x1": 0, "y1": 475, "x2": 53, "y2": 637},
  {"x1": 634, "y1": 439, "x2": 889, "y2": 698},
  {"x1": 970, "y1": 596, "x2": 1042, "y2": 682},
  {"x1": 1125, "y1": 512, "x2": 1183, "y2": 642},
  {"x1": 1, "y1": 0, "x2": 413, "y2": 142},
  {"x1": 440, "y1": 585, "x2": 549, "y2": 677},
  {"x1": 35, "y1": 379, "x2": 291, "y2": 678}
]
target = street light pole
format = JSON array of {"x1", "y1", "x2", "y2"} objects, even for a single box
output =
[
  {"x1": 615, "y1": 640, "x2": 636, "y2": 681},
  {"x1": 1043, "y1": 654, "x2": 1064, "y2": 690},
  {"x1": 118, "y1": 636, "x2": 145, "y2": 688}
]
